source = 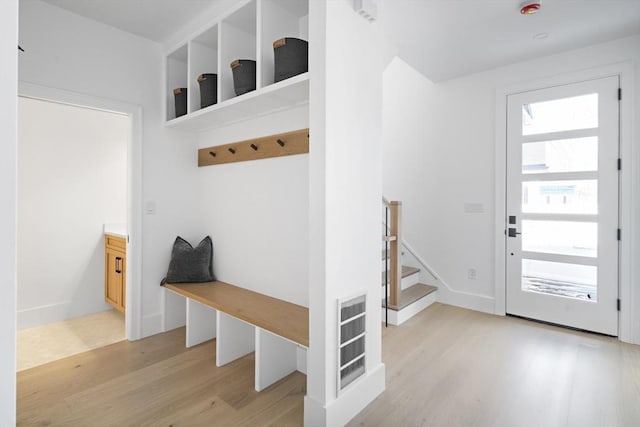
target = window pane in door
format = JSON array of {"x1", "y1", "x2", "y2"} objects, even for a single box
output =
[
  {"x1": 522, "y1": 137, "x2": 598, "y2": 174},
  {"x1": 522, "y1": 180, "x2": 597, "y2": 214},
  {"x1": 522, "y1": 259, "x2": 597, "y2": 301},
  {"x1": 522, "y1": 220, "x2": 597, "y2": 257},
  {"x1": 522, "y1": 94, "x2": 598, "y2": 136}
]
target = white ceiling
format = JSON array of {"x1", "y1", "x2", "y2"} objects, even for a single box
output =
[
  {"x1": 378, "y1": 0, "x2": 640, "y2": 82},
  {"x1": 40, "y1": 0, "x2": 640, "y2": 82},
  {"x1": 40, "y1": 0, "x2": 228, "y2": 43}
]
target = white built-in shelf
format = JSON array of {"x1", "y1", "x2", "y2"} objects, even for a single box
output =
[
  {"x1": 164, "y1": 0, "x2": 309, "y2": 131},
  {"x1": 166, "y1": 72, "x2": 308, "y2": 131}
]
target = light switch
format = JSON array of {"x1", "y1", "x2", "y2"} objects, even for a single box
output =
[{"x1": 145, "y1": 200, "x2": 156, "y2": 215}]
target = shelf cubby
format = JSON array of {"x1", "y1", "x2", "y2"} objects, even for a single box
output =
[
  {"x1": 220, "y1": 0, "x2": 257, "y2": 103},
  {"x1": 189, "y1": 25, "x2": 219, "y2": 114},
  {"x1": 166, "y1": 44, "x2": 188, "y2": 121},
  {"x1": 163, "y1": 0, "x2": 309, "y2": 131},
  {"x1": 259, "y1": 0, "x2": 309, "y2": 89}
]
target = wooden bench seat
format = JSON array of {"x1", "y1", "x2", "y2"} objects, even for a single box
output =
[
  {"x1": 163, "y1": 281, "x2": 309, "y2": 347},
  {"x1": 162, "y1": 281, "x2": 309, "y2": 392}
]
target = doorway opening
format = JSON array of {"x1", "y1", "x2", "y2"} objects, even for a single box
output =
[{"x1": 16, "y1": 85, "x2": 142, "y2": 370}]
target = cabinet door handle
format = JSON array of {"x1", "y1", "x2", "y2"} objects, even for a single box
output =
[{"x1": 115, "y1": 257, "x2": 122, "y2": 274}]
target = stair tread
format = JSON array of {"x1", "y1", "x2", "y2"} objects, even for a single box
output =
[
  {"x1": 382, "y1": 283, "x2": 437, "y2": 311},
  {"x1": 381, "y1": 265, "x2": 419, "y2": 284}
]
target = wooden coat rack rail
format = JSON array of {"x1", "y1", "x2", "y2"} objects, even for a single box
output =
[{"x1": 198, "y1": 128, "x2": 309, "y2": 167}]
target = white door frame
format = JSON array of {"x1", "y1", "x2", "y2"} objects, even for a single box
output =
[
  {"x1": 493, "y1": 62, "x2": 635, "y2": 344},
  {"x1": 18, "y1": 82, "x2": 143, "y2": 341}
]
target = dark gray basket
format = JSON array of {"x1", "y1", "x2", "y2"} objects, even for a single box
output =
[
  {"x1": 173, "y1": 88, "x2": 187, "y2": 118},
  {"x1": 197, "y1": 73, "x2": 218, "y2": 108},
  {"x1": 230, "y1": 60, "x2": 256, "y2": 96},
  {"x1": 273, "y1": 37, "x2": 308, "y2": 83}
]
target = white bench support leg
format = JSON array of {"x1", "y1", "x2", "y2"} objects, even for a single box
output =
[
  {"x1": 186, "y1": 299, "x2": 216, "y2": 348},
  {"x1": 216, "y1": 311, "x2": 255, "y2": 367},
  {"x1": 163, "y1": 289, "x2": 186, "y2": 332},
  {"x1": 255, "y1": 328, "x2": 298, "y2": 391}
]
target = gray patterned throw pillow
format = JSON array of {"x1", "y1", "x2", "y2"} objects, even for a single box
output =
[{"x1": 161, "y1": 236, "x2": 216, "y2": 285}]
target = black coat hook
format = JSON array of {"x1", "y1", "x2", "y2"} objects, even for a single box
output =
[
  {"x1": 276, "y1": 139, "x2": 285, "y2": 147},
  {"x1": 18, "y1": 45, "x2": 24, "y2": 52},
  {"x1": 228, "y1": 147, "x2": 236, "y2": 154},
  {"x1": 250, "y1": 143, "x2": 258, "y2": 151},
  {"x1": 209, "y1": 151, "x2": 216, "y2": 157}
]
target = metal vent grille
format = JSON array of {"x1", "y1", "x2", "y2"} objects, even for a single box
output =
[{"x1": 338, "y1": 294, "x2": 366, "y2": 391}]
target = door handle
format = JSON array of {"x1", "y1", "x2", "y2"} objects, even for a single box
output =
[
  {"x1": 115, "y1": 256, "x2": 122, "y2": 274},
  {"x1": 508, "y1": 228, "x2": 521, "y2": 238}
]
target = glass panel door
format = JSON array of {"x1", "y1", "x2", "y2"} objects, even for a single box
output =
[{"x1": 506, "y1": 76, "x2": 619, "y2": 335}]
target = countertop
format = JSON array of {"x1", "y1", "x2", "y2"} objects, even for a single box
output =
[{"x1": 104, "y1": 223, "x2": 127, "y2": 238}]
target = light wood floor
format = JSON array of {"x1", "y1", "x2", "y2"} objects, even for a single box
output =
[
  {"x1": 17, "y1": 327, "x2": 305, "y2": 426},
  {"x1": 17, "y1": 309, "x2": 125, "y2": 371},
  {"x1": 18, "y1": 303, "x2": 640, "y2": 426},
  {"x1": 350, "y1": 303, "x2": 640, "y2": 427}
]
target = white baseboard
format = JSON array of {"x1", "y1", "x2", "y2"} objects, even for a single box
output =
[
  {"x1": 17, "y1": 301, "x2": 112, "y2": 330},
  {"x1": 163, "y1": 288, "x2": 187, "y2": 332},
  {"x1": 142, "y1": 312, "x2": 163, "y2": 338},
  {"x1": 304, "y1": 363, "x2": 385, "y2": 426},
  {"x1": 435, "y1": 285, "x2": 495, "y2": 314}
]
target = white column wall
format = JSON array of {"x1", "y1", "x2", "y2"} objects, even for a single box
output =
[
  {"x1": 0, "y1": 0, "x2": 18, "y2": 423},
  {"x1": 305, "y1": 1, "x2": 386, "y2": 425}
]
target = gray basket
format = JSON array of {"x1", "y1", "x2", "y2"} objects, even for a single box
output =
[
  {"x1": 230, "y1": 60, "x2": 256, "y2": 96},
  {"x1": 198, "y1": 73, "x2": 218, "y2": 108},
  {"x1": 173, "y1": 88, "x2": 187, "y2": 118},
  {"x1": 273, "y1": 37, "x2": 308, "y2": 83}
]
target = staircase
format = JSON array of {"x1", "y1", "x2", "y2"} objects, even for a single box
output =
[{"x1": 382, "y1": 199, "x2": 437, "y2": 326}]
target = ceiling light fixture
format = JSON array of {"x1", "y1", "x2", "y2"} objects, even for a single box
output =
[{"x1": 520, "y1": 2, "x2": 541, "y2": 15}]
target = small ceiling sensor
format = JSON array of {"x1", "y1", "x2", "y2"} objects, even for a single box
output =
[{"x1": 520, "y1": 2, "x2": 541, "y2": 14}]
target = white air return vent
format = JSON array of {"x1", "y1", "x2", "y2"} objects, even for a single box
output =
[{"x1": 338, "y1": 293, "x2": 366, "y2": 392}]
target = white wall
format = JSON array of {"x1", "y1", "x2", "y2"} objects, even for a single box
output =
[
  {"x1": 17, "y1": 97, "x2": 128, "y2": 329},
  {"x1": 195, "y1": 106, "x2": 309, "y2": 307},
  {"x1": 0, "y1": 0, "x2": 18, "y2": 423},
  {"x1": 382, "y1": 35, "x2": 640, "y2": 341},
  {"x1": 19, "y1": 0, "x2": 202, "y2": 337},
  {"x1": 382, "y1": 57, "x2": 496, "y2": 312},
  {"x1": 305, "y1": 1, "x2": 387, "y2": 425}
]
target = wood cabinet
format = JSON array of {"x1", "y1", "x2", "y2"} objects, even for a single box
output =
[{"x1": 105, "y1": 234, "x2": 126, "y2": 313}]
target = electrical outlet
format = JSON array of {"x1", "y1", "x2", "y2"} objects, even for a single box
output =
[{"x1": 467, "y1": 268, "x2": 477, "y2": 280}]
